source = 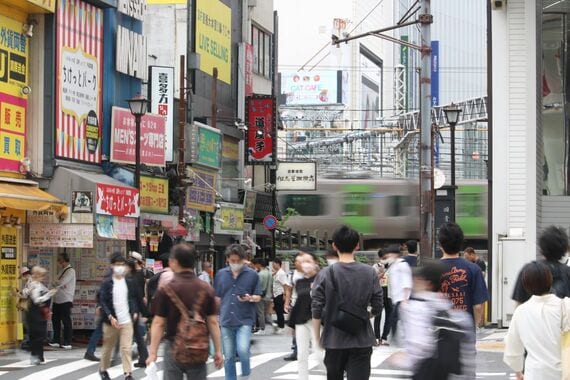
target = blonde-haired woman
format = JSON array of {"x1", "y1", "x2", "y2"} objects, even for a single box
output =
[{"x1": 28, "y1": 266, "x2": 56, "y2": 365}]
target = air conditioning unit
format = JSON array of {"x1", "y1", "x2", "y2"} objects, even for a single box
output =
[{"x1": 491, "y1": 0, "x2": 506, "y2": 10}]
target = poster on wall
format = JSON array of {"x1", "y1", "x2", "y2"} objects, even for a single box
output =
[
  {"x1": 56, "y1": 0, "x2": 104, "y2": 164},
  {"x1": 0, "y1": 15, "x2": 29, "y2": 172},
  {"x1": 189, "y1": 122, "x2": 222, "y2": 169},
  {"x1": 110, "y1": 107, "x2": 166, "y2": 167},
  {"x1": 245, "y1": 95, "x2": 276, "y2": 165},
  {"x1": 29, "y1": 224, "x2": 94, "y2": 248},
  {"x1": 148, "y1": 66, "x2": 174, "y2": 162},
  {"x1": 195, "y1": 0, "x2": 232, "y2": 84},
  {"x1": 214, "y1": 203, "x2": 244, "y2": 235},
  {"x1": 96, "y1": 183, "x2": 140, "y2": 217},
  {"x1": 0, "y1": 226, "x2": 18, "y2": 348}
]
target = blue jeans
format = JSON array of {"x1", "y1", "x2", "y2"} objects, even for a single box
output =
[
  {"x1": 86, "y1": 315, "x2": 103, "y2": 355},
  {"x1": 221, "y1": 325, "x2": 252, "y2": 380}
]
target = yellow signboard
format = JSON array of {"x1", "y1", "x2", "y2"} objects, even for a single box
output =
[
  {"x1": 214, "y1": 202, "x2": 244, "y2": 234},
  {"x1": 140, "y1": 176, "x2": 169, "y2": 214},
  {"x1": 196, "y1": 0, "x2": 232, "y2": 84},
  {"x1": 147, "y1": 0, "x2": 185, "y2": 3},
  {"x1": 27, "y1": 0, "x2": 56, "y2": 12},
  {"x1": 0, "y1": 225, "x2": 19, "y2": 349}
]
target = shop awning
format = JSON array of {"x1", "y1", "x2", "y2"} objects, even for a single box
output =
[{"x1": 0, "y1": 182, "x2": 68, "y2": 215}]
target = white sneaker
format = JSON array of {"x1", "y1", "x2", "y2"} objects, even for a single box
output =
[
  {"x1": 274, "y1": 328, "x2": 285, "y2": 335},
  {"x1": 48, "y1": 343, "x2": 60, "y2": 348},
  {"x1": 254, "y1": 329, "x2": 266, "y2": 336},
  {"x1": 61, "y1": 345, "x2": 72, "y2": 350}
]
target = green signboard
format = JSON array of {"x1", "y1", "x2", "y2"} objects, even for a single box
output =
[{"x1": 192, "y1": 122, "x2": 222, "y2": 169}]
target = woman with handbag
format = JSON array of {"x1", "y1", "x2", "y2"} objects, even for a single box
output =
[
  {"x1": 288, "y1": 252, "x2": 323, "y2": 380},
  {"x1": 504, "y1": 261, "x2": 564, "y2": 380},
  {"x1": 28, "y1": 266, "x2": 57, "y2": 365}
]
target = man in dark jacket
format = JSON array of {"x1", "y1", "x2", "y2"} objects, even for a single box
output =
[{"x1": 98, "y1": 253, "x2": 142, "y2": 380}]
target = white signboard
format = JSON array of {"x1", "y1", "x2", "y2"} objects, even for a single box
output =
[
  {"x1": 117, "y1": 0, "x2": 146, "y2": 21},
  {"x1": 280, "y1": 71, "x2": 339, "y2": 105},
  {"x1": 61, "y1": 47, "x2": 99, "y2": 124},
  {"x1": 276, "y1": 162, "x2": 317, "y2": 191},
  {"x1": 29, "y1": 224, "x2": 94, "y2": 248},
  {"x1": 116, "y1": 26, "x2": 148, "y2": 80},
  {"x1": 149, "y1": 66, "x2": 174, "y2": 162}
]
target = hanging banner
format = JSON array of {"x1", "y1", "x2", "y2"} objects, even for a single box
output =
[
  {"x1": 148, "y1": 66, "x2": 174, "y2": 161},
  {"x1": 0, "y1": 15, "x2": 29, "y2": 172},
  {"x1": 223, "y1": 135, "x2": 239, "y2": 160},
  {"x1": 189, "y1": 122, "x2": 222, "y2": 169},
  {"x1": 0, "y1": 226, "x2": 18, "y2": 348},
  {"x1": 56, "y1": 0, "x2": 104, "y2": 163},
  {"x1": 110, "y1": 107, "x2": 166, "y2": 167},
  {"x1": 244, "y1": 43, "x2": 253, "y2": 96},
  {"x1": 140, "y1": 176, "x2": 168, "y2": 214},
  {"x1": 276, "y1": 162, "x2": 317, "y2": 191},
  {"x1": 195, "y1": 0, "x2": 231, "y2": 84},
  {"x1": 186, "y1": 166, "x2": 217, "y2": 213},
  {"x1": 96, "y1": 183, "x2": 140, "y2": 217},
  {"x1": 96, "y1": 215, "x2": 136, "y2": 240},
  {"x1": 29, "y1": 224, "x2": 93, "y2": 248},
  {"x1": 245, "y1": 95, "x2": 276, "y2": 165},
  {"x1": 214, "y1": 203, "x2": 244, "y2": 235},
  {"x1": 431, "y1": 40, "x2": 439, "y2": 107}
]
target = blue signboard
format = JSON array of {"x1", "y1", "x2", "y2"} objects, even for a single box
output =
[{"x1": 431, "y1": 41, "x2": 439, "y2": 107}]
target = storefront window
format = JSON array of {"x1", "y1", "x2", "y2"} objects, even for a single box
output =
[{"x1": 542, "y1": 9, "x2": 568, "y2": 195}]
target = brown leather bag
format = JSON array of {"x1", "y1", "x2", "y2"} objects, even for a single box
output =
[{"x1": 162, "y1": 284, "x2": 209, "y2": 365}]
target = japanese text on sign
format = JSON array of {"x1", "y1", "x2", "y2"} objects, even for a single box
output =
[
  {"x1": 276, "y1": 162, "x2": 317, "y2": 191},
  {"x1": 60, "y1": 47, "x2": 98, "y2": 125},
  {"x1": 149, "y1": 66, "x2": 174, "y2": 161},
  {"x1": 29, "y1": 224, "x2": 93, "y2": 248},
  {"x1": 187, "y1": 167, "x2": 216, "y2": 213},
  {"x1": 0, "y1": 15, "x2": 28, "y2": 99},
  {"x1": 140, "y1": 176, "x2": 168, "y2": 214},
  {"x1": 196, "y1": 0, "x2": 231, "y2": 84},
  {"x1": 96, "y1": 183, "x2": 140, "y2": 218},
  {"x1": 246, "y1": 96, "x2": 275, "y2": 165}
]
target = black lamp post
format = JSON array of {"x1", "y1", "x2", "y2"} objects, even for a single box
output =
[
  {"x1": 127, "y1": 95, "x2": 148, "y2": 251},
  {"x1": 443, "y1": 103, "x2": 462, "y2": 221}
]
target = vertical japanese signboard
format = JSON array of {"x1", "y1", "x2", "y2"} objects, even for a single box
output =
[
  {"x1": 195, "y1": 0, "x2": 231, "y2": 84},
  {"x1": 0, "y1": 226, "x2": 18, "y2": 348},
  {"x1": 244, "y1": 43, "x2": 253, "y2": 96},
  {"x1": 245, "y1": 95, "x2": 275, "y2": 165},
  {"x1": 0, "y1": 15, "x2": 28, "y2": 172},
  {"x1": 56, "y1": 0, "x2": 104, "y2": 163},
  {"x1": 189, "y1": 122, "x2": 222, "y2": 169},
  {"x1": 149, "y1": 66, "x2": 174, "y2": 161}
]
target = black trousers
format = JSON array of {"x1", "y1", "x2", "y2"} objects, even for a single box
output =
[
  {"x1": 273, "y1": 294, "x2": 285, "y2": 328},
  {"x1": 324, "y1": 347, "x2": 372, "y2": 380},
  {"x1": 52, "y1": 302, "x2": 73, "y2": 345},
  {"x1": 374, "y1": 289, "x2": 392, "y2": 340},
  {"x1": 30, "y1": 322, "x2": 47, "y2": 361},
  {"x1": 389, "y1": 301, "x2": 402, "y2": 340}
]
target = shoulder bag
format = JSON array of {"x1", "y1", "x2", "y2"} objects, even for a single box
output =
[
  {"x1": 162, "y1": 284, "x2": 209, "y2": 365},
  {"x1": 329, "y1": 265, "x2": 370, "y2": 335}
]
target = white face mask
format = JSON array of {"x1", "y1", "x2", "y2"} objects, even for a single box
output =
[
  {"x1": 229, "y1": 263, "x2": 243, "y2": 272},
  {"x1": 326, "y1": 258, "x2": 338, "y2": 266},
  {"x1": 113, "y1": 265, "x2": 126, "y2": 276}
]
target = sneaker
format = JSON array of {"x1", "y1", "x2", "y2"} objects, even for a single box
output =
[
  {"x1": 253, "y1": 329, "x2": 266, "y2": 336},
  {"x1": 134, "y1": 362, "x2": 146, "y2": 368},
  {"x1": 48, "y1": 342, "x2": 61, "y2": 348},
  {"x1": 84, "y1": 352, "x2": 100, "y2": 361},
  {"x1": 124, "y1": 375, "x2": 134, "y2": 380},
  {"x1": 283, "y1": 352, "x2": 297, "y2": 361},
  {"x1": 30, "y1": 357, "x2": 41, "y2": 365},
  {"x1": 61, "y1": 345, "x2": 72, "y2": 350},
  {"x1": 274, "y1": 328, "x2": 285, "y2": 335},
  {"x1": 99, "y1": 370, "x2": 111, "y2": 380}
]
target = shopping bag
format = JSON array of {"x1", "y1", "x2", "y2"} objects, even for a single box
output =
[
  {"x1": 561, "y1": 298, "x2": 570, "y2": 380},
  {"x1": 142, "y1": 362, "x2": 159, "y2": 380}
]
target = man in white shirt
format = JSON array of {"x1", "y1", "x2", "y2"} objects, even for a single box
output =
[
  {"x1": 198, "y1": 261, "x2": 213, "y2": 285},
  {"x1": 49, "y1": 252, "x2": 76, "y2": 349},
  {"x1": 272, "y1": 258, "x2": 290, "y2": 333},
  {"x1": 98, "y1": 254, "x2": 142, "y2": 380},
  {"x1": 385, "y1": 244, "x2": 412, "y2": 342}
]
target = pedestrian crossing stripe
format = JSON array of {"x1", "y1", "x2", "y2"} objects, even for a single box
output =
[
  {"x1": 207, "y1": 352, "x2": 288, "y2": 378},
  {"x1": 77, "y1": 358, "x2": 164, "y2": 380}
]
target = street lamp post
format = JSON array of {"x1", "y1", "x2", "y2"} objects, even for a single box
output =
[
  {"x1": 127, "y1": 95, "x2": 149, "y2": 252},
  {"x1": 443, "y1": 103, "x2": 462, "y2": 221}
]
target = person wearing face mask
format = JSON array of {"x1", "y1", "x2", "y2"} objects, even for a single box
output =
[
  {"x1": 98, "y1": 253, "x2": 142, "y2": 380},
  {"x1": 288, "y1": 252, "x2": 324, "y2": 380},
  {"x1": 214, "y1": 244, "x2": 262, "y2": 380},
  {"x1": 385, "y1": 244, "x2": 412, "y2": 344}
]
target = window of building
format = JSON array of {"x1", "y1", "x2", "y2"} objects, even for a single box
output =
[{"x1": 252, "y1": 25, "x2": 272, "y2": 78}]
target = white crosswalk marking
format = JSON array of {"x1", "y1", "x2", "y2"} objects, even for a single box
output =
[
  {"x1": 0, "y1": 359, "x2": 56, "y2": 368},
  {"x1": 18, "y1": 359, "x2": 97, "y2": 380},
  {"x1": 207, "y1": 352, "x2": 288, "y2": 378},
  {"x1": 77, "y1": 358, "x2": 163, "y2": 380}
]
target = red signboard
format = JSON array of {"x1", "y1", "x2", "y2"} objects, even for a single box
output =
[
  {"x1": 96, "y1": 183, "x2": 140, "y2": 218},
  {"x1": 245, "y1": 43, "x2": 253, "y2": 97},
  {"x1": 110, "y1": 107, "x2": 166, "y2": 167},
  {"x1": 245, "y1": 96, "x2": 275, "y2": 165}
]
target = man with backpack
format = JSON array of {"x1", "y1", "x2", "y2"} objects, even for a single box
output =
[
  {"x1": 396, "y1": 261, "x2": 474, "y2": 379},
  {"x1": 512, "y1": 225, "x2": 570, "y2": 305},
  {"x1": 311, "y1": 225, "x2": 383, "y2": 380},
  {"x1": 147, "y1": 243, "x2": 223, "y2": 379}
]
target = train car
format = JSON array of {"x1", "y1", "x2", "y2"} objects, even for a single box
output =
[{"x1": 278, "y1": 178, "x2": 488, "y2": 250}]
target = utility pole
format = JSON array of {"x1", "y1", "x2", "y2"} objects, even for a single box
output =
[
  {"x1": 178, "y1": 55, "x2": 186, "y2": 225},
  {"x1": 332, "y1": 0, "x2": 434, "y2": 259}
]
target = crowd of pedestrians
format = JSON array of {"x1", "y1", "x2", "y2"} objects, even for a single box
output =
[{"x1": 28, "y1": 220, "x2": 570, "y2": 379}]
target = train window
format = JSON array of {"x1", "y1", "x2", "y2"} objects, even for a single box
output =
[
  {"x1": 388, "y1": 196, "x2": 408, "y2": 216},
  {"x1": 343, "y1": 192, "x2": 371, "y2": 216},
  {"x1": 282, "y1": 195, "x2": 323, "y2": 216}
]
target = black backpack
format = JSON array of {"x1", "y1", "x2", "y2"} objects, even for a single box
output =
[{"x1": 413, "y1": 308, "x2": 464, "y2": 380}]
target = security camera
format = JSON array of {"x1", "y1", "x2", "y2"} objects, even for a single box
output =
[
  {"x1": 21, "y1": 86, "x2": 31, "y2": 95},
  {"x1": 23, "y1": 21, "x2": 36, "y2": 38},
  {"x1": 215, "y1": 203, "x2": 222, "y2": 210}
]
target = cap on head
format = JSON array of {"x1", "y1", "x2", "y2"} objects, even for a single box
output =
[
  {"x1": 130, "y1": 251, "x2": 143, "y2": 262},
  {"x1": 20, "y1": 266, "x2": 31, "y2": 275}
]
